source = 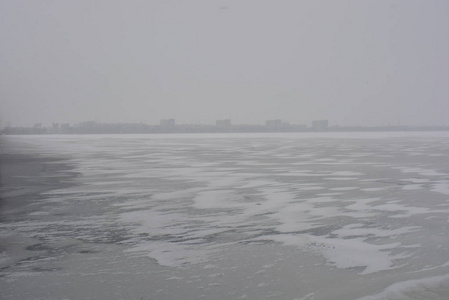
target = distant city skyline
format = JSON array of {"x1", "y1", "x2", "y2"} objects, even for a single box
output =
[
  {"x1": 1, "y1": 1, "x2": 449, "y2": 128},
  {"x1": 2, "y1": 115, "x2": 448, "y2": 129},
  {"x1": 4, "y1": 118, "x2": 449, "y2": 135},
  {"x1": 0, "y1": 118, "x2": 427, "y2": 129}
]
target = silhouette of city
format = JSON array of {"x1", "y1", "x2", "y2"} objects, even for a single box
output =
[{"x1": 2, "y1": 119, "x2": 449, "y2": 135}]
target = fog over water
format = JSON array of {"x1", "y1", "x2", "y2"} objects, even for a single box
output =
[
  {"x1": 1, "y1": 1, "x2": 449, "y2": 300},
  {"x1": 1, "y1": 0, "x2": 449, "y2": 127}
]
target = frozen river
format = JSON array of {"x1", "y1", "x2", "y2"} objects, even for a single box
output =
[{"x1": 1, "y1": 132, "x2": 449, "y2": 299}]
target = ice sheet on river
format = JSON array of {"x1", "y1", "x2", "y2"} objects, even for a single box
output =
[{"x1": 1, "y1": 132, "x2": 449, "y2": 300}]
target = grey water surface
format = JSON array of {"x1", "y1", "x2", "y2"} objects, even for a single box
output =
[{"x1": 1, "y1": 132, "x2": 449, "y2": 300}]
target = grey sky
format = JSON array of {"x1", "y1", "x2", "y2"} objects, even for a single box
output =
[{"x1": 1, "y1": 0, "x2": 448, "y2": 127}]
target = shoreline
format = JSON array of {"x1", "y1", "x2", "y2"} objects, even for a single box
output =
[{"x1": 3, "y1": 127, "x2": 449, "y2": 136}]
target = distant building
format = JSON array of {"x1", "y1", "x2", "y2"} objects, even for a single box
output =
[
  {"x1": 51, "y1": 123, "x2": 60, "y2": 133},
  {"x1": 160, "y1": 119, "x2": 175, "y2": 127},
  {"x1": 266, "y1": 119, "x2": 280, "y2": 127},
  {"x1": 216, "y1": 119, "x2": 232, "y2": 127},
  {"x1": 265, "y1": 119, "x2": 289, "y2": 127},
  {"x1": 60, "y1": 123, "x2": 71, "y2": 133},
  {"x1": 312, "y1": 120, "x2": 329, "y2": 130}
]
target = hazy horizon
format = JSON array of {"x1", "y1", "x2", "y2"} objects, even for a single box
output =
[{"x1": 1, "y1": 0, "x2": 448, "y2": 127}]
